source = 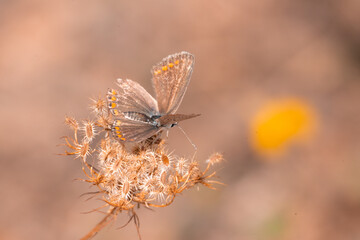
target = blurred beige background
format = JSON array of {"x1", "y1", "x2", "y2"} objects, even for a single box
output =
[{"x1": 1, "y1": 0, "x2": 360, "y2": 239}]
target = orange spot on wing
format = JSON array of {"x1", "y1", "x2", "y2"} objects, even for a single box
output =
[
  {"x1": 174, "y1": 60, "x2": 180, "y2": 65},
  {"x1": 162, "y1": 66, "x2": 168, "y2": 71},
  {"x1": 121, "y1": 137, "x2": 126, "y2": 141},
  {"x1": 168, "y1": 63, "x2": 174, "y2": 68},
  {"x1": 110, "y1": 96, "x2": 116, "y2": 101},
  {"x1": 110, "y1": 102, "x2": 116, "y2": 108},
  {"x1": 154, "y1": 70, "x2": 162, "y2": 75},
  {"x1": 113, "y1": 109, "x2": 119, "y2": 115}
]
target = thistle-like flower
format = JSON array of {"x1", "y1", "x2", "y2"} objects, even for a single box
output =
[{"x1": 62, "y1": 97, "x2": 223, "y2": 239}]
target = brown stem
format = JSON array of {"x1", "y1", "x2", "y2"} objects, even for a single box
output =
[{"x1": 80, "y1": 207, "x2": 118, "y2": 240}]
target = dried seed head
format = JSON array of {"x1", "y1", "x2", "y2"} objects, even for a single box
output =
[
  {"x1": 176, "y1": 157, "x2": 189, "y2": 176},
  {"x1": 161, "y1": 154, "x2": 169, "y2": 166},
  {"x1": 65, "y1": 116, "x2": 79, "y2": 131},
  {"x1": 121, "y1": 177, "x2": 132, "y2": 200},
  {"x1": 90, "y1": 96, "x2": 107, "y2": 115},
  {"x1": 159, "y1": 170, "x2": 168, "y2": 187},
  {"x1": 82, "y1": 120, "x2": 96, "y2": 142},
  {"x1": 140, "y1": 175, "x2": 157, "y2": 193},
  {"x1": 62, "y1": 95, "x2": 223, "y2": 238},
  {"x1": 80, "y1": 142, "x2": 90, "y2": 159},
  {"x1": 112, "y1": 157, "x2": 124, "y2": 171},
  {"x1": 97, "y1": 115, "x2": 112, "y2": 129},
  {"x1": 206, "y1": 153, "x2": 224, "y2": 166}
]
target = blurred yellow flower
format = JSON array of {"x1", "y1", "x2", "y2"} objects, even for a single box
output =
[{"x1": 251, "y1": 98, "x2": 316, "y2": 157}]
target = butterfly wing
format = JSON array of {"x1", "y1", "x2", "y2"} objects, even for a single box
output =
[
  {"x1": 151, "y1": 52, "x2": 195, "y2": 114},
  {"x1": 111, "y1": 117, "x2": 160, "y2": 142},
  {"x1": 107, "y1": 78, "x2": 160, "y2": 142},
  {"x1": 108, "y1": 78, "x2": 158, "y2": 117}
]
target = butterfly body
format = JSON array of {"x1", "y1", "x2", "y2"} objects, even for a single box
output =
[{"x1": 108, "y1": 52, "x2": 199, "y2": 142}]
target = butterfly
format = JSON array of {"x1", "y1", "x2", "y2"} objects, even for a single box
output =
[{"x1": 107, "y1": 51, "x2": 200, "y2": 142}]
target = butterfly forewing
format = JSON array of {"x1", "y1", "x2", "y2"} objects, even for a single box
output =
[
  {"x1": 107, "y1": 78, "x2": 158, "y2": 117},
  {"x1": 151, "y1": 52, "x2": 194, "y2": 114}
]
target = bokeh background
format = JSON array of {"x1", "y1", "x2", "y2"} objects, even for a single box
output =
[{"x1": 1, "y1": 0, "x2": 360, "y2": 239}]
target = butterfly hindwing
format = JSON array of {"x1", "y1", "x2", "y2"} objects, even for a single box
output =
[{"x1": 111, "y1": 115, "x2": 160, "y2": 142}]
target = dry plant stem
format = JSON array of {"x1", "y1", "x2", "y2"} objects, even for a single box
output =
[
  {"x1": 80, "y1": 207, "x2": 119, "y2": 240},
  {"x1": 81, "y1": 208, "x2": 142, "y2": 240}
]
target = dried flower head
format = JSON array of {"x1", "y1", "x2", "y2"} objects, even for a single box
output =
[{"x1": 62, "y1": 97, "x2": 223, "y2": 239}]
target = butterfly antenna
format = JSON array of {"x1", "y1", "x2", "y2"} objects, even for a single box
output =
[{"x1": 177, "y1": 125, "x2": 198, "y2": 161}]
